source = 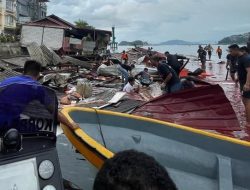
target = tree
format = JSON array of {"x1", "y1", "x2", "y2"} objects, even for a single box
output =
[{"x1": 74, "y1": 19, "x2": 95, "y2": 29}]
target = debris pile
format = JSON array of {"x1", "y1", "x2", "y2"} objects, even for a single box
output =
[{"x1": 0, "y1": 44, "x2": 248, "y2": 141}]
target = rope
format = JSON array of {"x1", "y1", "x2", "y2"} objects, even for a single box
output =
[{"x1": 93, "y1": 108, "x2": 107, "y2": 148}]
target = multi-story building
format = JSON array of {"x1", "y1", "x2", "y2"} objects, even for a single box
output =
[
  {"x1": 16, "y1": 0, "x2": 48, "y2": 24},
  {"x1": 0, "y1": 0, "x2": 48, "y2": 34},
  {"x1": 0, "y1": 0, "x2": 17, "y2": 34}
]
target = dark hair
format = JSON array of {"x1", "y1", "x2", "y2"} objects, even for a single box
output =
[
  {"x1": 152, "y1": 55, "x2": 163, "y2": 62},
  {"x1": 228, "y1": 44, "x2": 240, "y2": 50},
  {"x1": 128, "y1": 76, "x2": 135, "y2": 83},
  {"x1": 144, "y1": 68, "x2": 149, "y2": 71},
  {"x1": 165, "y1": 51, "x2": 170, "y2": 55},
  {"x1": 130, "y1": 64, "x2": 135, "y2": 69},
  {"x1": 24, "y1": 60, "x2": 42, "y2": 77},
  {"x1": 240, "y1": 46, "x2": 249, "y2": 53},
  {"x1": 93, "y1": 150, "x2": 177, "y2": 190}
]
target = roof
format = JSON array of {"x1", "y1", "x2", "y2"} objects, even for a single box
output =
[
  {"x1": 26, "y1": 14, "x2": 112, "y2": 37},
  {"x1": 27, "y1": 14, "x2": 76, "y2": 29},
  {"x1": 65, "y1": 28, "x2": 112, "y2": 39},
  {"x1": 76, "y1": 28, "x2": 112, "y2": 36},
  {"x1": 133, "y1": 85, "x2": 241, "y2": 132}
]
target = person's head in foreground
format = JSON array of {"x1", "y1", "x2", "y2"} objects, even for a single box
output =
[
  {"x1": 164, "y1": 51, "x2": 170, "y2": 56},
  {"x1": 93, "y1": 150, "x2": 177, "y2": 190},
  {"x1": 144, "y1": 68, "x2": 149, "y2": 72},
  {"x1": 128, "y1": 76, "x2": 135, "y2": 86},
  {"x1": 228, "y1": 44, "x2": 240, "y2": 57},
  {"x1": 24, "y1": 60, "x2": 42, "y2": 80},
  {"x1": 240, "y1": 46, "x2": 249, "y2": 55},
  {"x1": 151, "y1": 55, "x2": 163, "y2": 67}
]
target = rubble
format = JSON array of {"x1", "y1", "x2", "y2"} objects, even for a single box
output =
[{"x1": 0, "y1": 46, "x2": 172, "y2": 112}]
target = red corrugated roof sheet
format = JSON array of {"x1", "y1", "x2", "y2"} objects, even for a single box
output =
[{"x1": 133, "y1": 85, "x2": 241, "y2": 131}]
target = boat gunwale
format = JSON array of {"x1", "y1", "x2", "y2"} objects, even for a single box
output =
[
  {"x1": 62, "y1": 107, "x2": 250, "y2": 147},
  {"x1": 61, "y1": 107, "x2": 250, "y2": 169}
]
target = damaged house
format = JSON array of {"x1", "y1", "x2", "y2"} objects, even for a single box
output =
[{"x1": 20, "y1": 14, "x2": 112, "y2": 54}]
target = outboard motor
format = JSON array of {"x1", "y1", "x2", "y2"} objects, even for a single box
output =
[{"x1": 0, "y1": 83, "x2": 64, "y2": 190}]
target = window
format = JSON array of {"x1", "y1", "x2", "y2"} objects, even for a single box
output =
[
  {"x1": 19, "y1": 3, "x2": 27, "y2": 14},
  {"x1": 6, "y1": 0, "x2": 15, "y2": 12},
  {"x1": 5, "y1": 15, "x2": 14, "y2": 26}
]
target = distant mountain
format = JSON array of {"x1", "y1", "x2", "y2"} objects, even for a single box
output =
[
  {"x1": 218, "y1": 32, "x2": 250, "y2": 45},
  {"x1": 119, "y1": 40, "x2": 149, "y2": 46},
  {"x1": 158, "y1": 40, "x2": 197, "y2": 45}
]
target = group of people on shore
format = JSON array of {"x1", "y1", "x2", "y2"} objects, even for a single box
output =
[{"x1": 197, "y1": 44, "x2": 223, "y2": 70}]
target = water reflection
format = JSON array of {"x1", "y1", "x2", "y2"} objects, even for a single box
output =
[{"x1": 57, "y1": 134, "x2": 97, "y2": 189}]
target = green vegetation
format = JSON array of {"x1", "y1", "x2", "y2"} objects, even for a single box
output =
[
  {"x1": 74, "y1": 19, "x2": 95, "y2": 29},
  {"x1": 0, "y1": 34, "x2": 16, "y2": 43},
  {"x1": 218, "y1": 32, "x2": 250, "y2": 45},
  {"x1": 119, "y1": 40, "x2": 149, "y2": 46}
]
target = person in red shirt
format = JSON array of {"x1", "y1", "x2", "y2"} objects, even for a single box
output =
[{"x1": 121, "y1": 50, "x2": 128, "y2": 62}]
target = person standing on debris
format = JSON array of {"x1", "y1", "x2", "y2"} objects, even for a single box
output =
[
  {"x1": 197, "y1": 46, "x2": 207, "y2": 71},
  {"x1": 229, "y1": 44, "x2": 250, "y2": 127},
  {"x1": 118, "y1": 61, "x2": 135, "y2": 86},
  {"x1": 164, "y1": 51, "x2": 190, "y2": 75},
  {"x1": 123, "y1": 76, "x2": 139, "y2": 93},
  {"x1": 205, "y1": 44, "x2": 213, "y2": 60},
  {"x1": 0, "y1": 60, "x2": 79, "y2": 130},
  {"x1": 197, "y1": 45, "x2": 202, "y2": 59},
  {"x1": 216, "y1": 46, "x2": 223, "y2": 59},
  {"x1": 152, "y1": 56, "x2": 182, "y2": 93},
  {"x1": 121, "y1": 50, "x2": 129, "y2": 63}
]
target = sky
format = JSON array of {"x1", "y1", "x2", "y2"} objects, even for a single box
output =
[{"x1": 47, "y1": 0, "x2": 250, "y2": 43}]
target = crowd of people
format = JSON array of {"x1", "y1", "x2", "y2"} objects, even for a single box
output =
[
  {"x1": 94, "y1": 44, "x2": 250, "y2": 190},
  {"x1": 118, "y1": 49, "x2": 191, "y2": 95},
  {"x1": 197, "y1": 44, "x2": 224, "y2": 71}
]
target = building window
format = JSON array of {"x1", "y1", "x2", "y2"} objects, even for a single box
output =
[
  {"x1": 6, "y1": 0, "x2": 15, "y2": 12},
  {"x1": 19, "y1": 3, "x2": 27, "y2": 14},
  {"x1": 5, "y1": 15, "x2": 14, "y2": 26}
]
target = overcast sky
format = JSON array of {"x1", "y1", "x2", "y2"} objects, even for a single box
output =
[{"x1": 47, "y1": 0, "x2": 250, "y2": 43}]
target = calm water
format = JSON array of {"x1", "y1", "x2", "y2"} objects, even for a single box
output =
[{"x1": 117, "y1": 44, "x2": 229, "y2": 61}]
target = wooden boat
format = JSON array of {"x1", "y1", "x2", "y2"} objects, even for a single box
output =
[{"x1": 61, "y1": 107, "x2": 250, "y2": 190}]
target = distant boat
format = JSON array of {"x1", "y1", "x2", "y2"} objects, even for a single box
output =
[{"x1": 61, "y1": 107, "x2": 250, "y2": 190}]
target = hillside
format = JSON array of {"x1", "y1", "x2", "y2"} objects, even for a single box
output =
[
  {"x1": 119, "y1": 40, "x2": 149, "y2": 46},
  {"x1": 218, "y1": 32, "x2": 250, "y2": 45},
  {"x1": 159, "y1": 40, "x2": 195, "y2": 45}
]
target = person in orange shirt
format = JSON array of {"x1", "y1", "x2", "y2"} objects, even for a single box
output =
[
  {"x1": 216, "y1": 46, "x2": 222, "y2": 59},
  {"x1": 121, "y1": 50, "x2": 128, "y2": 63}
]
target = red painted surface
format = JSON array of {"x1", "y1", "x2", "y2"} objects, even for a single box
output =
[{"x1": 133, "y1": 85, "x2": 242, "y2": 133}]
